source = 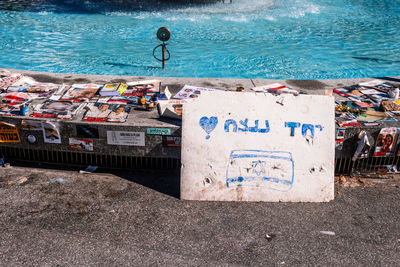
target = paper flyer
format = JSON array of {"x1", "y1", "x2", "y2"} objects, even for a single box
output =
[
  {"x1": 107, "y1": 96, "x2": 139, "y2": 105},
  {"x1": 107, "y1": 105, "x2": 130, "y2": 123},
  {"x1": 173, "y1": 85, "x2": 216, "y2": 99},
  {"x1": 373, "y1": 128, "x2": 399, "y2": 157},
  {"x1": 7, "y1": 82, "x2": 59, "y2": 98},
  {"x1": 0, "y1": 74, "x2": 22, "y2": 90},
  {"x1": 359, "y1": 80, "x2": 385, "y2": 87},
  {"x1": 59, "y1": 84, "x2": 101, "y2": 102},
  {"x1": 124, "y1": 80, "x2": 161, "y2": 96},
  {"x1": 83, "y1": 103, "x2": 113, "y2": 122},
  {"x1": 83, "y1": 103, "x2": 130, "y2": 122},
  {"x1": 30, "y1": 100, "x2": 83, "y2": 119},
  {"x1": 352, "y1": 131, "x2": 370, "y2": 160},
  {"x1": 9, "y1": 75, "x2": 36, "y2": 87},
  {"x1": 0, "y1": 102, "x2": 19, "y2": 116},
  {"x1": 21, "y1": 120, "x2": 43, "y2": 131},
  {"x1": 157, "y1": 99, "x2": 195, "y2": 120},
  {"x1": 165, "y1": 136, "x2": 181, "y2": 147},
  {"x1": 106, "y1": 131, "x2": 145, "y2": 146},
  {"x1": 0, "y1": 92, "x2": 33, "y2": 116},
  {"x1": 41, "y1": 121, "x2": 61, "y2": 144},
  {"x1": 69, "y1": 138, "x2": 94, "y2": 151},
  {"x1": 99, "y1": 83, "x2": 127, "y2": 96}
]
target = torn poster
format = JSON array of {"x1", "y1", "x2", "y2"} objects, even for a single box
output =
[
  {"x1": 69, "y1": 138, "x2": 94, "y2": 151},
  {"x1": 352, "y1": 131, "x2": 370, "y2": 161},
  {"x1": 41, "y1": 121, "x2": 61, "y2": 144}
]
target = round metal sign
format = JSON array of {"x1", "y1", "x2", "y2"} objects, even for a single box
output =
[
  {"x1": 157, "y1": 27, "x2": 171, "y2": 42},
  {"x1": 25, "y1": 133, "x2": 38, "y2": 145}
]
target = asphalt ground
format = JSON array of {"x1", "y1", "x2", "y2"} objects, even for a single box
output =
[{"x1": 0, "y1": 165, "x2": 399, "y2": 266}]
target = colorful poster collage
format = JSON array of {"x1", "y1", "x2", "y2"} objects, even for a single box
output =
[
  {"x1": 0, "y1": 71, "x2": 164, "y2": 122},
  {"x1": 334, "y1": 79, "x2": 400, "y2": 127}
]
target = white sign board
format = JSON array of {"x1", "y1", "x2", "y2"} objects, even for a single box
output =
[
  {"x1": 107, "y1": 131, "x2": 145, "y2": 146},
  {"x1": 181, "y1": 91, "x2": 334, "y2": 202}
]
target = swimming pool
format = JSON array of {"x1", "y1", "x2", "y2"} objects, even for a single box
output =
[{"x1": 0, "y1": 0, "x2": 400, "y2": 79}]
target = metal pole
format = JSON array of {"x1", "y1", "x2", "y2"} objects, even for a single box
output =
[{"x1": 162, "y1": 44, "x2": 166, "y2": 69}]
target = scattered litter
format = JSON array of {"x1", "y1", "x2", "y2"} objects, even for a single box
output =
[
  {"x1": 265, "y1": 233, "x2": 276, "y2": 242},
  {"x1": 335, "y1": 175, "x2": 374, "y2": 187},
  {"x1": 79, "y1": 165, "x2": 98, "y2": 174},
  {"x1": 252, "y1": 83, "x2": 298, "y2": 96},
  {"x1": 17, "y1": 177, "x2": 28, "y2": 185},
  {"x1": 377, "y1": 165, "x2": 398, "y2": 173},
  {"x1": 51, "y1": 177, "x2": 70, "y2": 184},
  {"x1": 280, "y1": 262, "x2": 285, "y2": 265},
  {"x1": 3, "y1": 163, "x2": 10, "y2": 168},
  {"x1": 319, "y1": 231, "x2": 335, "y2": 236}
]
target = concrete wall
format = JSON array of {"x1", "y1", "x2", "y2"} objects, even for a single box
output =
[{"x1": 2, "y1": 69, "x2": 400, "y2": 168}]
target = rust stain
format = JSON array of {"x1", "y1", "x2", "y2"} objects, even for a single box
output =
[
  {"x1": 236, "y1": 186, "x2": 243, "y2": 201},
  {"x1": 217, "y1": 181, "x2": 225, "y2": 190}
]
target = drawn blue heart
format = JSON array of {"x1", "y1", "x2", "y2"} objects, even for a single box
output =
[{"x1": 199, "y1": 116, "x2": 218, "y2": 140}]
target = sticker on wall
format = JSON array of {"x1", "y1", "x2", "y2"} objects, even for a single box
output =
[
  {"x1": 335, "y1": 128, "x2": 345, "y2": 150},
  {"x1": 147, "y1": 128, "x2": 171, "y2": 135},
  {"x1": 165, "y1": 136, "x2": 181, "y2": 147},
  {"x1": 41, "y1": 121, "x2": 61, "y2": 144},
  {"x1": 76, "y1": 125, "x2": 99, "y2": 139},
  {"x1": 336, "y1": 128, "x2": 345, "y2": 139},
  {"x1": 25, "y1": 133, "x2": 39, "y2": 145},
  {"x1": 106, "y1": 131, "x2": 145, "y2": 146},
  {"x1": 0, "y1": 121, "x2": 21, "y2": 143},
  {"x1": 21, "y1": 120, "x2": 43, "y2": 131},
  {"x1": 69, "y1": 138, "x2": 94, "y2": 151}
]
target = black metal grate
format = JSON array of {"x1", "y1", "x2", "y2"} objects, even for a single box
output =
[
  {"x1": 1, "y1": 145, "x2": 399, "y2": 174},
  {"x1": 335, "y1": 156, "x2": 400, "y2": 175},
  {"x1": 0, "y1": 146, "x2": 180, "y2": 169}
]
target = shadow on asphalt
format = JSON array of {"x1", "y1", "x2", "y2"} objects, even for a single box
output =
[
  {"x1": 112, "y1": 168, "x2": 181, "y2": 199},
  {"x1": 6, "y1": 159, "x2": 181, "y2": 199}
]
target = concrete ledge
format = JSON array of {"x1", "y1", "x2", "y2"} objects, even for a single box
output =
[
  {"x1": 8, "y1": 68, "x2": 400, "y2": 93},
  {"x1": 2, "y1": 68, "x2": 400, "y2": 173}
]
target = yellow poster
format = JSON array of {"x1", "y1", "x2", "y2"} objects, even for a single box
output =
[{"x1": 0, "y1": 122, "x2": 21, "y2": 143}]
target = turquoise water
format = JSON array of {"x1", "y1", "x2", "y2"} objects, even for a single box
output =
[{"x1": 0, "y1": 0, "x2": 400, "y2": 79}]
